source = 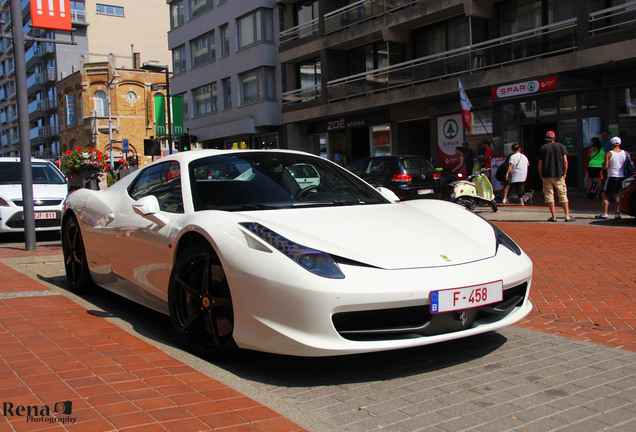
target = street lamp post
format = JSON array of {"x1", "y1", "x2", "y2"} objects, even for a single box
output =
[
  {"x1": 107, "y1": 71, "x2": 120, "y2": 170},
  {"x1": 143, "y1": 64, "x2": 172, "y2": 154}
]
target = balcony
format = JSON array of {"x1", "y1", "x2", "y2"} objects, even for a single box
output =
[
  {"x1": 282, "y1": 84, "x2": 322, "y2": 106},
  {"x1": 283, "y1": 18, "x2": 577, "y2": 106},
  {"x1": 323, "y1": 0, "x2": 420, "y2": 34},
  {"x1": 589, "y1": 0, "x2": 636, "y2": 36},
  {"x1": 280, "y1": 18, "x2": 319, "y2": 45},
  {"x1": 71, "y1": 9, "x2": 88, "y2": 25}
]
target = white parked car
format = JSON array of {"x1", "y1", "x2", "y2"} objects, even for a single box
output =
[
  {"x1": 61, "y1": 150, "x2": 532, "y2": 359},
  {"x1": 0, "y1": 157, "x2": 68, "y2": 233}
]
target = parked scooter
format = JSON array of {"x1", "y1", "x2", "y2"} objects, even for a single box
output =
[{"x1": 449, "y1": 169, "x2": 498, "y2": 212}]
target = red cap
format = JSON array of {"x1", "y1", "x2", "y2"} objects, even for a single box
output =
[{"x1": 545, "y1": 131, "x2": 556, "y2": 140}]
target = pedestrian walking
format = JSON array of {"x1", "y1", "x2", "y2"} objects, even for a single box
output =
[
  {"x1": 505, "y1": 142, "x2": 530, "y2": 206},
  {"x1": 596, "y1": 136, "x2": 627, "y2": 219},
  {"x1": 586, "y1": 137, "x2": 605, "y2": 199},
  {"x1": 537, "y1": 131, "x2": 575, "y2": 222},
  {"x1": 477, "y1": 140, "x2": 494, "y2": 169}
]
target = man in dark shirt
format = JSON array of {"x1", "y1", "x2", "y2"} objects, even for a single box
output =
[{"x1": 537, "y1": 131, "x2": 575, "y2": 222}]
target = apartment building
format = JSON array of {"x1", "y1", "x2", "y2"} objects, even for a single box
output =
[
  {"x1": 278, "y1": 0, "x2": 636, "y2": 191},
  {"x1": 167, "y1": 0, "x2": 281, "y2": 150},
  {"x1": 0, "y1": 0, "x2": 169, "y2": 159}
]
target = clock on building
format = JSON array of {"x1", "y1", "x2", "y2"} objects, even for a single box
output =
[{"x1": 125, "y1": 90, "x2": 138, "y2": 103}]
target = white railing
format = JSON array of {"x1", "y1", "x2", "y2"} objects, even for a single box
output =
[
  {"x1": 282, "y1": 84, "x2": 321, "y2": 106},
  {"x1": 324, "y1": 0, "x2": 420, "y2": 34},
  {"x1": 589, "y1": 0, "x2": 636, "y2": 35},
  {"x1": 280, "y1": 18, "x2": 319, "y2": 44}
]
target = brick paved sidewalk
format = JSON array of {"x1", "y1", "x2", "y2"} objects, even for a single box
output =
[
  {"x1": 0, "y1": 248, "x2": 305, "y2": 431},
  {"x1": 495, "y1": 222, "x2": 636, "y2": 353}
]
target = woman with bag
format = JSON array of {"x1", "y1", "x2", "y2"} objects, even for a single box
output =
[{"x1": 505, "y1": 143, "x2": 530, "y2": 206}]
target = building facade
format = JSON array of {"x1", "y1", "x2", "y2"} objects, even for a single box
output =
[
  {"x1": 167, "y1": 0, "x2": 282, "y2": 150},
  {"x1": 277, "y1": 0, "x2": 636, "y2": 191},
  {"x1": 0, "y1": 0, "x2": 170, "y2": 159},
  {"x1": 57, "y1": 60, "x2": 170, "y2": 168}
]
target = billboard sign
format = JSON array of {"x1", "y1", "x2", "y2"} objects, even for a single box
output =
[{"x1": 30, "y1": 0, "x2": 73, "y2": 31}]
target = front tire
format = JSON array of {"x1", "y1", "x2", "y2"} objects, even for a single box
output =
[
  {"x1": 489, "y1": 200, "x2": 498, "y2": 212},
  {"x1": 455, "y1": 196, "x2": 477, "y2": 210},
  {"x1": 61, "y1": 216, "x2": 94, "y2": 293},
  {"x1": 168, "y1": 244, "x2": 238, "y2": 360}
]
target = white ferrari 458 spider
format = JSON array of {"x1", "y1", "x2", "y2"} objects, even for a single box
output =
[{"x1": 62, "y1": 150, "x2": 532, "y2": 359}]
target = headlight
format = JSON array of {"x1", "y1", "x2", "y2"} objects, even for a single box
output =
[
  {"x1": 492, "y1": 225, "x2": 522, "y2": 256},
  {"x1": 240, "y1": 222, "x2": 345, "y2": 279}
]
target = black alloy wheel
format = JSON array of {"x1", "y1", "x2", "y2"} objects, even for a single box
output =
[
  {"x1": 61, "y1": 216, "x2": 93, "y2": 293},
  {"x1": 455, "y1": 196, "x2": 477, "y2": 210},
  {"x1": 168, "y1": 244, "x2": 238, "y2": 360}
]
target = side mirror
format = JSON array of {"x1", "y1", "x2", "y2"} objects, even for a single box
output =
[
  {"x1": 376, "y1": 187, "x2": 400, "y2": 202},
  {"x1": 132, "y1": 195, "x2": 168, "y2": 226}
]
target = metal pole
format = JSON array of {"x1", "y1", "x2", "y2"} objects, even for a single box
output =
[
  {"x1": 10, "y1": 0, "x2": 36, "y2": 250},
  {"x1": 166, "y1": 68, "x2": 172, "y2": 155},
  {"x1": 108, "y1": 72, "x2": 114, "y2": 170}
]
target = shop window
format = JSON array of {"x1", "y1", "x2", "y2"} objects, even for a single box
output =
[
  {"x1": 519, "y1": 100, "x2": 537, "y2": 118},
  {"x1": 581, "y1": 91, "x2": 603, "y2": 111},
  {"x1": 310, "y1": 133, "x2": 328, "y2": 158},
  {"x1": 372, "y1": 124, "x2": 391, "y2": 156},
  {"x1": 618, "y1": 87, "x2": 636, "y2": 118},
  {"x1": 538, "y1": 97, "x2": 558, "y2": 117},
  {"x1": 560, "y1": 94, "x2": 577, "y2": 113}
]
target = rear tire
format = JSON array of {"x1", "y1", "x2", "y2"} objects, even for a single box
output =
[
  {"x1": 489, "y1": 200, "x2": 498, "y2": 212},
  {"x1": 61, "y1": 216, "x2": 94, "y2": 293},
  {"x1": 168, "y1": 244, "x2": 238, "y2": 361}
]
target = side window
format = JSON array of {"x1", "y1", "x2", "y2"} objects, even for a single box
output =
[{"x1": 128, "y1": 161, "x2": 184, "y2": 213}]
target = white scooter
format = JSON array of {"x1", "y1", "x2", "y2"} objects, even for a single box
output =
[{"x1": 449, "y1": 170, "x2": 498, "y2": 212}]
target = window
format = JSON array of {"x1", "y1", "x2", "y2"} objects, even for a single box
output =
[
  {"x1": 220, "y1": 23, "x2": 230, "y2": 57},
  {"x1": 190, "y1": 31, "x2": 215, "y2": 67},
  {"x1": 299, "y1": 59, "x2": 320, "y2": 89},
  {"x1": 239, "y1": 67, "x2": 275, "y2": 105},
  {"x1": 170, "y1": 0, "x2": 184, "y2": 29},
  {"x1": 237, "y1": 8, "x2": 274, "y2": 50},
  {"x1": 93, "y1": 90, "x2": 107, "y2": 116},
  {"x1": 128, "y1": 161, "x2": 183, "y2": 213},
  {"x1": 193, "y1": 83, "x2": 217, "y2": 116},
  {"x1": 222, "y1": 77, "x2": 231, "y2": 109},
  {"x1": 190, "y1": 0, "x2": 212, "y2": 19},
  {"x1": 96, "y1": 3, "x2": 124, "y2": 17},
  {"x1": 172, "y1": 45, "x2": 186, "y2": 74}
]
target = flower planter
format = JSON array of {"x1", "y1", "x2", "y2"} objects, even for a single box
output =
[{"x1": 68, "y1": 167, "x2": 101, "y2": 190}]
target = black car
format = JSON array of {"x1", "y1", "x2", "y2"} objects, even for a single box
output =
[{"x1": 347, "y1": 156, "x2": 439, "y2": 200}]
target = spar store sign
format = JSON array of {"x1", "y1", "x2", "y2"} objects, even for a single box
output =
[{"x1": 492, "y1": 77, "x2": 557, "y2": 99}]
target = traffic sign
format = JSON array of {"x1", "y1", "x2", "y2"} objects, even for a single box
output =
[{"x1": 122, "y1": 139, "x2": 129, "y2": 154}]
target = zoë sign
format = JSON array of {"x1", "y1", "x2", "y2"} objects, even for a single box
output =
[{"x1": 492, "y1": 77, "x2": 557, "y2": 99}]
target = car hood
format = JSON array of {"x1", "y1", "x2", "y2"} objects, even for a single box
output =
[
  {"x1": 238, "y1": 200, "x2": 497, "y2": 270},
  {"x1": 0, "y1": 184, "x2": 68, "y2": 202}
]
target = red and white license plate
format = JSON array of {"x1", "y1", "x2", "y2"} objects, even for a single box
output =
[
  {"x1": 34, "y1": 212, "x2": 56, "y2": 220},
  {"x1": 430, "y1": 281, "x2": 503, "y2": 313}
]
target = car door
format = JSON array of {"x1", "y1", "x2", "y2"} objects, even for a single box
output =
[{"x1": 102, "y1": 161, "x2": 183, "y2": 307}]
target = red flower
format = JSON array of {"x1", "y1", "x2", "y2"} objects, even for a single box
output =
[
  {"x1": 118, "y1": 158, "x2": 125, "y2": 164},
  {"x1": 75, "y1": 146, "x2": 81, "y2": 151},
  {"x1": 89, "y1": 147, "x2": 94, "y2": 152},
  {"x1": 66, "y1": 150, "x2": 72, "y2": 155},
  {"x1": 97, "y1": 154, "x2": 102, "y2": 161}
]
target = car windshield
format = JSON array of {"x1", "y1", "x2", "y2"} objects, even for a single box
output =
[
  {"x1": 189, "y1": 152, "x2": 389, "y2": 211},
  {"x1": 0, "y1": 161, "x2": 67, "y2": 185}
]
